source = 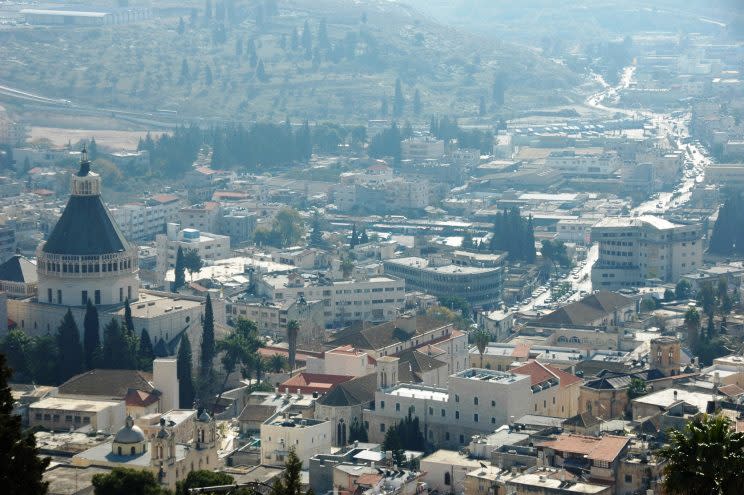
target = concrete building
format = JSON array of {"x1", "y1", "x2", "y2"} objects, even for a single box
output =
[
  {"x1": 179, "y1": 202, "x2": 221, "y2": 234},
  {"x1": 257, "y1": 272, "x2": 405, "y2": 327},
  {"x1": 510, "y1": 361, "x2": 582, "y2": 418},
  {"x1": 384, "y1": 256, "x2": 502, "y2": 307},
  {"x1": 29, "y1": 397, "x2": 126, "y2": 433},
  {"x1": 155, "y1": 224, "x2": 231, "y2": 280},
  {"x1": 419, "y1": 449, "x2": 482, "y2": 494},
  {"x1": 401, "y1": 137, "x2": 445, "y2": 161},
  {"x1": 545, "y1": 149, "x2": 621, "y2": 177},
  {"x1": 260, "y1": 412, "x2": 332, "y2": 468},
  {"x1": 591, "y1": 216, "x2": 703, "y2": 289},
  {"x1": 365, "y1": 368, "x2": 532, "y2": 449},
  {"x1": 72, "y1": 412, "x2": 218, "y2": 490},
  {"x1": 110, "y1": 194, "x2": 181, "y2": 241}
]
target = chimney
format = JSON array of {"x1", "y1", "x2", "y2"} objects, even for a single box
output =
[{"x1": 673, "y1": 390, "x2": 678, "y2": 401}]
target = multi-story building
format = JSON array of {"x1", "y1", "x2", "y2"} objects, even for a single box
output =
[
  {"x1": 29, "y1": 397, "x2": 126, "y2": 432},
  {"x1": 110, "y1": 193, "x2": 181, "y2": 241},
  {"x1": 179, "y1": 202, "x2": 221, "y2": 233},
  {"x1": 155, "y1": 223, "x2": 231, "y2": 280},
  {"x1": 0, "y1": 118, "x2": 26, "y2": 146},
  {"x1": 219, "y1": 210, "x2": 257, "y2": 246},
  {"x1": 401, "y1": 137, "x2": 445, "y2": 162},
  {"x1": 545, "y1": 149, "x2": 621, "y2": 177},
  {"x1": 260, "y1": 412, "x2": 332, "y2": 468},
  {"x1": 591, "y1": 216, "x2": 703, "y2": 289},
  {"x1": 383, "y1": 257, "x2": 502, "y2": 307},
  {"x1": 256, "y1": 272, "x2": 405, "y2": 327},
  {"x1": 365, "y1": 368, "x2": 532, "y2": 449}
]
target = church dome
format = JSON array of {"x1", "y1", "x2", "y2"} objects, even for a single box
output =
[{"x1": 114, "y1": 416, "x2": 145, "y2": 444}]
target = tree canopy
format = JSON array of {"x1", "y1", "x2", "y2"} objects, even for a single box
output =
[{"x1": 490, "y1": 208, "x2": 537, "y2": 263}]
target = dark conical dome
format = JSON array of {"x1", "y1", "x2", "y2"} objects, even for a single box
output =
[{"x1": 42, "y1": 151, "x2": 130, "y2": 256}]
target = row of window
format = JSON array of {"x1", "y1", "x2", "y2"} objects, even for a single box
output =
[
  {"x1": 45, "y1": 258, "x2": 132, "y2": 274},
  {"x1": 34, "y1": 412, "x2": 90, "y2": 424}
]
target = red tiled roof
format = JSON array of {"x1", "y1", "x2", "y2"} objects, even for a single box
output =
[
  {"x1": 151, "y1": 193, "x2": 179, "y2": 204},
  {"x1": 125, "y1": 389, "x2": 160, "y2": 407},
  {"x1": 512, "y1": 343, "x2": 531, "y2": 359},
  {"x1": 280, "y1": 372, "x2": 353, "y2": 395},
  {"x1": 719, "y1": 384, "x2": 744, "y2": 398},
  {"x1": 511, "y1": 360, "x2": 582, "y2": 388},
  {"x1": 538, "y1": 434, "x2": 630, "y2": 463},
  {"x1": 32, "y1": 189, "x2": 55, "y2": 196}
]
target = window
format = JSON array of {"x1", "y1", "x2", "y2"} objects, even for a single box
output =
[
  {"x1": 131, "y1": 446, "x2": 136, "y2": 455},
  {"x1": 396, "y1": 403, "x2": 400, "y2": 412},
  {"x1": 95, "y1": 290, "x2": 101, "y2": 305},
  {"x1": 474, "y1": 397, "x2": 479, "y2": 405},
  {"x1": 48, "y1": 288, "x2": 52, "y2": 303},
  {"x1": 380, "y1": 400, "x2": 385, "y2": 410},
  {"x1": 441, "y1": 409, "x2": 446, "y2": 417},
  {"x1": 429, "y1": 407, "x2": 433, "y2": 415},
  {"x1": 491, "y1": 400, "x2": 496, "y2": 407},
  {"x1": 455, "y1": 394, "x2": 460, "y2": 403},
  {"x1": 455, "y1": 411, "x2": 460, "y2": 419},
  {"x1": 119, "y1": 287, "x2": 124, "y2": 302},
  {"x1": 459, "y1": 434, "x2": 465, "y2": 444},
  {"x1": 625, "y1": 474, "x2": 632, "y2": 483},
  {"x1": 444, "y1": 472, "x2": 451, "y2": 486},
  {"x1": 57, "y1": 290, "x2": 62, "y2": 304},
  {"x1": 380, "y1": 423, "x2": 385, "y2": 432},
  {"x1": 445, "y1": 432, "x2": 450, "y2": 441},
  {"x1": 491, "y1": 417, "x2": 496, "y2": 424},
  {"x1": 473, "y1": 413, "x2": 479, "y2": 422},
  {"x1": 35, "y1": 413, "x2": 42, "y2": 420},
  {"x1": 82, "y1": 290, "x2": 88, "y2": 305}
]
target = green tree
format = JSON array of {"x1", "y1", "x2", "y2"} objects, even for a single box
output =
[
  {"x1": 675, "y1": 279, "x2": 692, "y2": 299},
  {"x1": 200, "y1": 293, "x2": 215, "y2": 380},
  {"x1": 92, "y1": 467, "x2": 167, "y2": 495},
  {"x1": 273, "y1": 208, "x2": 304, "y2": 247},
  {"x1": 256, "y1": 59, "x2": 267, "y2": 82},
  {"x1": 657, "y1": 414, "x2": 744, "y2": 494},
  {"x1": 173, "y1": 246, "x2": 186, "y2": 291},
  {"x1": 214, "y1": 319, "x2": 259, "y2": 412},
  {"x1": 697, "y1": 282, "x2": 717, "y2": 318},
  {"x1": 472, "y1": 328, "x2": 490, "y2": 368},
  {"x1": 627, "y1": 377, "x2": 647, "y2": 400},
  {"x1": 183, "y1": 249, "x2": 203, "y2": 281},
  {"x1": 383, "y1": 409, "x2": 427, "y2": 465},
  {"x1": 176, "y1": 470, "x2": 234, "y2": 495},
  {"x1": 350, "y1": 224, "x2": 358, "y2": 247},
  {"x1": 287, "y1": 320, "x2": 300, "y2": 371},
  {"x1": 268, "y1": 354, "x2": 287, "y2": 373},
  {"x1": 393, "y1": 78, "x2": 404, "y2": 117},
  {"x1": 1, "y1": 330, "x2": 31, "y2": 382},
  {"x1": 309, "y1": 213, "x2": 324, "y2": 248},
  {"x1": 56, "y1": 309, "x2": 84, "y2": 383},
  {"x1": 269, "y1": 448, "x2": 304, "y2": 495},
  {"x1": 684, "y1": 307, "x2": 701, "y2": 348},
  {"x1": 177, "y1": 335, "x2": 195, "y2": 409},
  {"x1": 0, "y1": 353, "x2": 50, "y2": 495},
  {"x1": 718, "y1": 279, "x2": 733, "y2": 314},
  {"x1": 663, "y1": 289, "x2": 676, "y2": 302},
  {"x1": 348, "y1": 418, "x2": 368, "y2": 443},
  {"x1": 340, "y1": 257, "x2": 354, "y2": 279},
  {"x1": 124, "y1": 297, "x2": 135, "y2": 335},
  {"x1": 27, "y1": 335, "x2": 59, "y2": 385},
  {"x1": 83, "y1": 299, "x2": 100, "y2": 370},
  {"x1": 103, "y1": 319, "x2": 137, "y2": 370},
  {"x1": 138, "y1": 329, "x2": 155, "y2": 371}
]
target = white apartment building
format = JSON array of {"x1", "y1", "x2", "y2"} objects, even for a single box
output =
[
  {"x1": 401, "y1": 137, "x2": 445, "y2": 162},
  {"x1": 546, "y1": 149, "x2": 621, "y2": 177},
  {"x1": 556, "y1": 218, "x2": 599, "y2": 245},
  {"x1": 591, "y1": 216, "x2": 703, "y2": 289},
  {"x1": 155, "y1": 224, "x2": 231, "y2": 280},
  {"x1": 179, "y1": 202, "x2": 221, "y2": 233},
  {"x1": 256, "y1": 272, "x2": 405, "y2": 327},
  {"x1": 260, "y1": 413, "x2": 332, "y2": 468},
  {"x1": 0, "y1": 118, "x2": 25, "y2": 146},
  {"x1": 365, "y1": 368, "x2": 532, "y2": 449},
  {"x1": 334, "y1": 168, "x2": 430, "y2": 213},
  {"x1": 111, "y1": 194, "x2": 181, "y2": 241}
]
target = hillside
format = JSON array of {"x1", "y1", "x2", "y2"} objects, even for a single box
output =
[{"x1": 0, "y1": 0, "x2": 581, "y2": 125}]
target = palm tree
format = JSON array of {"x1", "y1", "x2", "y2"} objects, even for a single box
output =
[
  {"x1": 268, "y1": 354, "x2": 287, "y2": 373},
  {"x1": 212, "y1": 319, "x2": 259, "y2": 413},
  {"x1": 286, "y1": 320, "x2": 300, "y2": 372},
  {"x1": 657, "y1": 414, "x2": 744, "y2": 494},
  {"x1": 472, "y1": 328, "x2": 491, "y2": 368}
]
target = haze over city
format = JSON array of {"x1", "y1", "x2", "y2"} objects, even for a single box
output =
[{"x1": 0, "y1": 1, "x2": 744, "y2": 494}]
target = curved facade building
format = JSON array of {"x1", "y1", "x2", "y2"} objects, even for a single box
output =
[{"x1": 37, "y1": 149, "x2": 139, "y2": 307}]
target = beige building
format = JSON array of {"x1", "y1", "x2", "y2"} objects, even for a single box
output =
[
  {"x1": 29, "y1": 397, "x2": 126, "y2": 433},
  {"x1": 260, "y1": 412, "x2": 332, "y2": 468},
  {"x1": 591, "y1": 216, "x2": 703, "y2": 289},
  {"x1": 510, "y1": 361, "x2": 582, "y2": 418},
  {"x1": 419, "y1": 449, "x2": 482, "y2": 494}
]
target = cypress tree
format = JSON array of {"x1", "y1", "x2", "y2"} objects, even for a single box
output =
[
  {"x1": 102, "y1": 319, "x2": 136, "y2": 370},
  {"x1": 350, "y1": 224, "x2": 358, "y2": 248},
  {"x1": 56, "y1": 309, "x2": 84, "y2": 383},
  {"x1": 200, "y1": 294, "x2": 215, "y2": 379},
  {"x1": 83, "y1": 300, "x2": 101, "y2": 370},
  {"x1": 0, "y1": 353, "x2": 50, "y2": 494},
  {"x1": 173, "y1": 246, "x2": 186, "y2": 291},
  {"x1": 124, "y1": 298, "x2": 135, "y2": 335},
  {"x1": 393, "y1": 78, "x2": 404, "y2": 117},
  {"x1": 138, "y1": 329, "x2": 155, "y2": 371},
  {"x1": 177, "y1": 335, "x2": 195, "y2": 409}
]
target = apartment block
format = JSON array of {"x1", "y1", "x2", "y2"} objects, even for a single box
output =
[{"x1": 591, "y1": 215, "x2": 703, "y2": 289}]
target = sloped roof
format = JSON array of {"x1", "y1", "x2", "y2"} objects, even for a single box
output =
[
  {"x1": 327, "y1": 316, "x2": 448, "y2": 351},
  {"x1": 280, "y1": 372, "x2": 353, "y2": 394},
  {"x1": 538, "y1": 434, "x2": 630, "y2": 462},
  {"x1": 0, "y1": 255, "x2": 37, "y2": 283},
  {"x1": 719, "y1": 384, "x2": 744, "y2": 398},
  {"x1": 535, "y1": 291, "x2": 634, "y2": 327},
  {"x1": 238, "y1": 404, "x2": 278, "y2": 423},
  {"x1": 58, "y1": 369, "x2": 154, "y2": 398},
  {"x1": 563, "y1": 412, "x2": 601, "y2": 428},
  {"x1": 397, "y1": 349, "x2": 447, "y2": 384},
  {"x1": 511, "y1": 360, "x2": 582, "y2": 388},
  {"x1": 125, "y1": 388, "x2": 160, "y2": 407},
  {"x1": 316, "y1": 373, "x2": 377, "y2": 407},
  {"x1": 43, "y1": 194, "x2": 130, "y2": 255}
]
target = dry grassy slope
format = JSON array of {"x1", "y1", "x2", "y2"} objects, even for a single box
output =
[{"x1": 0, "y1": 0, "x2": 581, "y2": 123}]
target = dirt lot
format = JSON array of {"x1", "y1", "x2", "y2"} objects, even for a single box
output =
[{"x1": 27, "y1": 126, "x2": 163, "y2": 152}]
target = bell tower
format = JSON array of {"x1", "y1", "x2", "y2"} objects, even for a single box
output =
[
  {"x1": 195, "y1": 410, "x2": 216, "y2": 450},
  {"x1": 650, "y1": 336, "x2": 681, "y2": 377}
]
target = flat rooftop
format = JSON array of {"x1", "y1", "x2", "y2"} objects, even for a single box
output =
[
  {"x1": 388, "y1": 385, "x2": 449, "y2": 402},
  {"x1": 386, "y1": 257, "x2": 499, "y2": 274},
  {"x1": 116, "y1": 292, "x2": 202, "y2": 318},
  {"x1": 30, "y1": 397, "x2": 121, "y2": 412},
  {"x1": 510, "y1": 472, "x2": 610, "y2": 493},
  {"x1": 421, "y1": 449, "x2": 482, "y2": 467},
  {"x1": 453, "y1": 368, "x2": 529, "y2": 385}
]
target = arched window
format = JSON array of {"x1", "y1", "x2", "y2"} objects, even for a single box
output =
[
  {"x1": 569, "y1": 336, "x2": 581, "y2": 344},
  {"x1": 131, "y1": 446, "x2": 136, "y2": 455},
  {"x1": 557, "y1": 336, "x2": 568, "y2": 343},
  {"x1": 117, "y1": 446, "x2": 122, "y2": 455},
  {"x1": 444, "y1": 472, "x2": 451, "y2": 486}
]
